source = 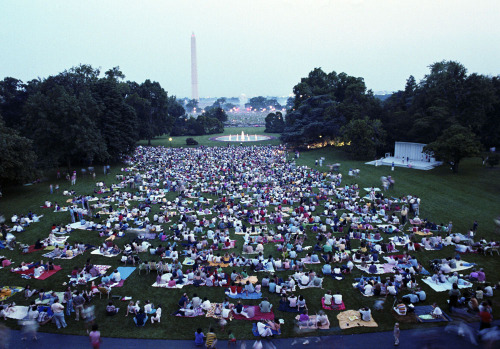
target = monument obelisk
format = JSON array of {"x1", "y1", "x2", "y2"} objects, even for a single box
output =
[{"x1": 191, "y1": 32, "x2": 199, "y2": 101}]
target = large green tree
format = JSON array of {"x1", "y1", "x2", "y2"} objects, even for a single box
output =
[
  {"x1": 0, "y1": 114, "x2": 37, "y2": 185},
  {"x1": 341, "y1": 118, "x2": 386, "y2": 160},
  {"x1": 265, "y1": 112, "x2": 285, "y2": 133},
  {"x1": 424, "y1": 125, "x2": 482, "y2": 173}
]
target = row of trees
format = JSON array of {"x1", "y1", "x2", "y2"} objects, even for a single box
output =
[
  {"x1": 278, "y1": 61, "x2": 500, "y2": 172},
  {"x1": 171, "y1": 99, "x2": 228, "y2": 136},
  {"x1": 0, "y1": 65, "x2": 186, "y2": 184}
]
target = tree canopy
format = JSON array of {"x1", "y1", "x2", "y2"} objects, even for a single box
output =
[
  {"x1": 0, "y1": 65, "x2": 183, "y2": 174},
  {"x1": 282, "y1": 62, "x2": 499, "y2": 165},
  {"x1": 424, "y1": 125, "x2": 481, "y2": 173}
]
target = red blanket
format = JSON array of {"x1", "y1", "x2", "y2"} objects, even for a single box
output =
[
  {"x1": 321, "y1": 297, "x2": 346, "y2": 311},
  {"x1": 233, "y1": 306, "x2": 274, "y2": 321},
  {"x1": 23, "y1": 245, "x2": 44, "y2": 254},
  {"x1": 13, "y1": 265, "x2": 62, "y2": 279}
]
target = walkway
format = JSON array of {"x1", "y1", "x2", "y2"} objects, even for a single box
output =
[{"x1": 5, "y1": 320, "x2": 499, "y2": 349}]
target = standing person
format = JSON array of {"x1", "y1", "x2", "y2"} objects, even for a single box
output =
[
  {"x1": 89, "y1": 324, "x2": 102, "y2": 349},
  {"x1": 479, "y1": 307, "x2": 493, "y2": 331},
  {"x1": 51, "y1": 298, "x2": 67, "y2": 329},
  {"x1": 205, "y1": 327, "x2": 217, "y2": 349},
  {"x1": 400, "y1": 206, "x2": 408, "y2": 225},
  {"x1": 82, "y1": 304, "x2": 95, "y2": 333},
  {"x1": 472, "y1": 220, "x2": 478, "y2": 233},
  {"x1": 393, "y1": 322, "x2": 400, "y2": 346},
  {"x1": 73, "y1": 291, "x2": 86, "y2": 320},
  {"x1": 64, "y1": 287, "x2": 74, "y2": 316},
  {"x1": 448, "y1": 284, "x2": 460, "y2": 312}
]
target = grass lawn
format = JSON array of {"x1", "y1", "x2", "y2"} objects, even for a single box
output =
[
  {"x1": 0, "y1": 137, "x2": 499, "y2": 341},
  {"x1": 137, "y1": 127, "x2": 281, "y2": 147}
]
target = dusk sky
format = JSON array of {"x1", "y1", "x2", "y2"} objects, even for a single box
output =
[{"x1": 1, "y1": 0, "x2": 499, "y2": 98}]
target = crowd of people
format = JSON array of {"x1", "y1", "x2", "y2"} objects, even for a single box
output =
[{"x1": 0, "y1": 144, "x2": 499, "y2": 347}]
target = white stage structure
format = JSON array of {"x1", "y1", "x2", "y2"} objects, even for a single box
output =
[
  {"x1": 394, "y1": 142, "x2": 427, "y2": 161},
  {"x1": 366, "y1": 141, "x2": 441, "y2": 170}
]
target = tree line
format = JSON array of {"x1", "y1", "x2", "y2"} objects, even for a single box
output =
[
  {"x1": 0, "y1": 65, "x2": 227, "y2": 185},
  {"x1": 273, "y1": 61, "x2": 500, "y2": 172}
]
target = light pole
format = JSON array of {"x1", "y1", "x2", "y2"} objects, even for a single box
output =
[{"x1": 169, "y1": 137, "x2": 172, "y2": 148}]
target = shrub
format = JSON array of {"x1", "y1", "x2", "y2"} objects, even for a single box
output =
[{"x1": 186, "y1": 138, "x2": 198, "y2": 146}]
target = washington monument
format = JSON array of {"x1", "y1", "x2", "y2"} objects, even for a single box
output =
[{"x1": 191, "y1": 32, "x2": 199, "y2": 101}]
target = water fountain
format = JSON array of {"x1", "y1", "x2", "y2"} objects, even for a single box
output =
[{"x1": 210, "y1": 130, "x2": 274, "y2": 142}]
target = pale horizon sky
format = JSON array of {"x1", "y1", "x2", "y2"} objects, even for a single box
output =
[{"x1": 1, "y1": 0, "x2": 499, "y2": 98}]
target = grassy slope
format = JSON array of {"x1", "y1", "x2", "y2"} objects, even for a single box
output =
[{"x1": 1, "y1": 133, "x2": 499, "y2": 340}]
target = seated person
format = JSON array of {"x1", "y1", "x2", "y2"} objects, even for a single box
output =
[
  {"x1": 322, "y1": 264, "x2": 332, "y2": 275},
  {"x1": 368, "y1": 262, "x2": 378, "y2": 274},
  {"x1": 259, "y1": 298, "x2": 273, "y2": 313},
  {"x1": 359, "y1": 307, "x2": 372, "y2": 321},
  {"x1": 333, "y1": 291, "x2": 343, "y2": 305},
  {"x1": 133, "y1": 309, "x2": 148, "y2": 326},
  {"x1": 316, "y1": 310, "x2": 330, "y2": 328},
  {"x1": 234, "y1": 300, "x2": 253, "y2": 318},
  {"x1": 106, "y1": 301, "x2": 119, "y2": 316},
  {"x1": 323, "y1": 290, "x2": 333, "y2": 306},
  {"x1": 244, "y1": 281, "x2": 255, "y2": 296},
  {"x1": 430, "y1": 303, "x2": 443, "y2": 319},
  {"x1": 393, "y1": 300, "x2": 407, "y2": 315}
]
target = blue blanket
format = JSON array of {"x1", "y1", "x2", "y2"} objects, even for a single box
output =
[
  {"x1": 414, "y1": 305, "x2": 452, "y2": 322},
  {"x1": 116, "y1": 267, "x2": 136, "y2": 280},
  {"x1": 226, "y1": 291, "x2": 262, "y2": 299}
]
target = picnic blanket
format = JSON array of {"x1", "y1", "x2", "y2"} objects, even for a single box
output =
[
  {"x1": 240, "y1": 276, "x2": 259, "y2": 284},
  {"x1": 337, "y1": 310, "x2": 378, "y2": 329},
  {"x1": 421, "y1": 277, "x2": 473, "y2": 292},
  {"x1": 36, "y1": 265, "x2": 62, "y2": 280},
  {"x1": 182, "y1": 258, "x2": 195, "y2": 265},
  {"x1": 22, "y1": 245, "x2": 45, "y2": 254},
  {"x1": 205, "y1": 303, "x2": 234, "y2": 320},
  {"x1": 227, "y1": 291, "x2": 262, "y2": 300},
  {"x1": 4, "y1": 305, "x2": 29, "y2": 320},
  {"x1": 355, "y1": 264, "x2": 392, "y2": 274},
  {"x1": 252, "y1": 322, "x2": 281, "y2": 336},
  {"x1": 175, "y1": 307, "x2": 205, "y2": 317},
  {"x1": 449, "y1": 261, "x2": 476, "y2": 273},
  {"x1": 301, "y1": 258, "x2": 321, "y2": 264},
  {"x1": 36, "y1": 291, "x2": 65, "y2": 305},
  {"x1": 91, "y1": 249, "x2": 120, "y2": 257},
  {"x1": 0, "y1": 286, "x2": 24, "y2": 301},
  {"x1": 116, "y1": 267, "x2": 136, "y2": 280},
  {"x1": 208, "y1": 261, "x2": 230, "y2": 268},
  {"x1": 414, "y1": 231, "x2": 433, "y2": 236},
  {"x1": 321, "y1": 298, "x2": 346, "y2": 311},
  {"x1": 42, "y1": 244, "x2": 94, "y2": 259},
  {"x1": 152, "y1": 277, "x2": 190, "y2": 289},
  {"x1": 233, "y1": 306, "x2": 274, "y2": 321},
  {"x1": 295, "y1": 314, "x2": 331, "y2": 330},
  {"x1": 414, "y1": 305, "x2": 452, "y2": 322}
]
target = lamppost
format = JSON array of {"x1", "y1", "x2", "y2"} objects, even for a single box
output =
[{"x1": 169, "y1": 137, "x2": 172, "y2": 148}]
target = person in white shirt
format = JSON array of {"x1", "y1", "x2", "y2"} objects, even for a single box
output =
[
  {"x1": 431, "y1": 303, "x2": 443, "y2": 318},
  {"x1": 151, "y1": 305, "x2": 162, "y2": 323},
  {"x1": 333, "y1": 292, "x2": 343, "y2": 305},
  {"x1": 364, "y1": 283, "x2": 373, "y2": 296},
  {"x1": 323, "y1": 290, "x2": 333, "y2": 306}
]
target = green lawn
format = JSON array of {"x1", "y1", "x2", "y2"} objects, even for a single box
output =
[
  {"x1": 137, "y1": 127, "x2": 281, "y2": 147},
  {"x1": 0, "y1": 142, "x2": 499, "y2": 340}
]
